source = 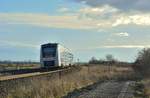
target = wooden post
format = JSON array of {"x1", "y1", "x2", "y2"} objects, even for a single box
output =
[{"x1": 59, "y1": 71, "x2": 61, "y2": 79}]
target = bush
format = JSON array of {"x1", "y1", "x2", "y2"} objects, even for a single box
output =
[{"x1": 134, "y1": 48, "x2": 150, "y2": 76}]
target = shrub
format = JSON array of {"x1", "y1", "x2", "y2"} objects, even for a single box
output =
[{"x1": 134, "y1": 48, "x2": 150, "y2": 76}]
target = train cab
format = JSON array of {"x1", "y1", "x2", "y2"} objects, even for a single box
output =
[{"x1": 40, "y1": 43, "x2": 73, "y2": 68}]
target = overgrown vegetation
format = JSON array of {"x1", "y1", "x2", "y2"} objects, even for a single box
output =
[
  {"x1": 2, "y1": 64, "x2": 135, "y2": 98},
  {"x1": 134, "y1": 48, "x2": 150, "y2": 76},
  {"x1": 89, "y1": 54, "x2": 117, "y2": 65},
  {"x1": 133, "y1": 48, "x2": 150, "y2": 98},
  {"x1": 89, "y1": 54, "x2": 131, "y2": 67},
  {"x1": 132, "y1": 82, "x2": 148, "y2": 98}
]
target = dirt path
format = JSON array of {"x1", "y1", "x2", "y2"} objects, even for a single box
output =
[{"x1": 63, "y1": 81, "x2": 135, "y2": 98}]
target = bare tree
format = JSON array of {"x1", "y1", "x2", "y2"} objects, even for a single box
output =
[
  {"x1": 106, "y1": 54, "x2": 114, "y2": 62},
  {"x1": 89, "y1": 57, "x2": 98, "y2": 64},
  {"x1": 134, "y1": 48, "x2": 150, "y2": 76}
]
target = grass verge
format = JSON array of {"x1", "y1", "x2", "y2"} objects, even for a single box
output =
[{"x1": 2, "y1": 64, "x2": 136, "y2": 98}]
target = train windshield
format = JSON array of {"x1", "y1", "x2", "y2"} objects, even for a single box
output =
[{"x1": 42, "y1": 47, "x2": 56, "y2": 58}]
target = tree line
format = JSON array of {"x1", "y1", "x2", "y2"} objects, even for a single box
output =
[
  {"x1": 88, "y1": 48, "x2": 150, "y2": 77},
  {"x1": 88, "y1": 54, "x2": 131, "y2": 66}
]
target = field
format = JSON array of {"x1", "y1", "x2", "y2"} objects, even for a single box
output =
[
  {"x1": 0, "y1": 63, "x2": 40, "y2": 71},
  {"x1": 0, "y1": 64, "x2": 137, "y2": 98}
]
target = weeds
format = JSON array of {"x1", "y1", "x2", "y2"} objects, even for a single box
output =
[
  {"x1": 132, "y1": 81, "x2": 149, "y2": 98},
  {"x1": 1, "y1": 65, "x2": 135, "y2": 98}
]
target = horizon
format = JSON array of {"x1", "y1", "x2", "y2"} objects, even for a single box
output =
[{"x1": 0, "y1": 0, "x2": 150, "y2": 62}]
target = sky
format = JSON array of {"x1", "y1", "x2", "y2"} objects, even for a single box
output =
[{"x1": 0, "y1": 0, "x2": 150, "y2": 62}]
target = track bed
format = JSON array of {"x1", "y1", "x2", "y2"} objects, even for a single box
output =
[{"x1": 64, "y1": 81, "x2": 135, "y2": 98}]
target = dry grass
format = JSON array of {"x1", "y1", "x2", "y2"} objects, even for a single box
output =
[
  {"x1": 142, "y1": 79, "x2": 150, "y2": 98},
  {"x1": 5, "y1": 64, "x2": 135, "y2": 98},
  {"x1": 0, "y1": 64, "x2": 40, "y2": 71}
]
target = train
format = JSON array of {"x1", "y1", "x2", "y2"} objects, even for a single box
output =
[{"x1": 40, "y1": 43, "x2": 73, "y2": 68}]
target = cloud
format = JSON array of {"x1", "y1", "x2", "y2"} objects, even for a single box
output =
[
  {"x1": 78, "y1": 5, "x2": 118, "y2": 23},
  {"x1": 1, "y1": 11, "x2": 150, "y2": 31},
  {"x1": 114, "y1": 32, "x2": 129, "y2": 37},
  {"x1": 73, "y1": 0, "x2": 150, "y2": 12},
  {"x1": 0, "y1": 13, "x2": 97, "y2": 30},
  {"x1": 113, "y1": 14, "x2": 150, "y2": 26},
  {"x1": 77, "y1": 6, "x2": 150, "y2": 28},
  {"x1": 79, "y1": 5, "x2": 119, "y2": 15}
]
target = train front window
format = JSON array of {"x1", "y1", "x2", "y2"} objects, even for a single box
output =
[{"x1": 43, "y1": 47, "x2": 56, "y2": 58}]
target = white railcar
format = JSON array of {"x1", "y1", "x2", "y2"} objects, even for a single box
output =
[{"x1": 40, "y1": 43, "x2": 73, "y2": 68}]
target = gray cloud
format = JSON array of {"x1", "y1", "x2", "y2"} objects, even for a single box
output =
[{"x1": 73, "y1": 0, "x2": 150, "y2": 12}]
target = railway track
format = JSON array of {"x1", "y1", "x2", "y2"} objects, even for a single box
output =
[
  {"x1": 0, "y1": 67, "x2": 61, "y2": 75},
  {"x1": 63, "y1": 81, "x2": 135, "y2": 98},
  {"x1": 0, "y1": 67, "x2": 70, "y2": 81}
]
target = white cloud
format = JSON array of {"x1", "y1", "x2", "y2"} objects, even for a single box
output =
[
  {"x1": 78, "y1": 4, "x2": 150, "y2": 27},
  {"x1": 79, "y1": 5, "x2": 118, "y2": 14},
  {"x1": 1, "y1": 8, "x2": 150, "y2": 31},
  {"x1": 0, "y1": 13, "x2": 97, "y2": 30},
  {"x1": 0, "y1": 6, "x2": 119, "y2": 30},
  {"x1": 78, "y1": 6, "x2": 150, "y2": 28},
  {"x1": 113, "y1": 14, "x2": 150, "y2": 26},
  {"x1": 114, "y1": 32, "x2": 129, "y2": 37}
]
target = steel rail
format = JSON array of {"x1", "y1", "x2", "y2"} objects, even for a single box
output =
[{"x1": 0, "y1": 68, "x2": 70, "y2": 81}]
